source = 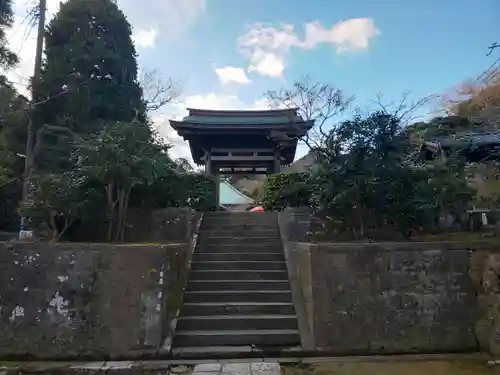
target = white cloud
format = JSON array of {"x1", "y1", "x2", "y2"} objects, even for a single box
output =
[
  {"x1": 124, "y1": 0, "x2": 206, "y2": 42},
  {"x1": 215, "y1": 66, "x2": 251, "y2": 85},
  {"x1": 133, "y1": 28, "x2": 158, "y2": 49},
  {"x1": 3, "y1": 0, "x2": 206, "y2": 94},
  {"x1": 303, "y1": 18, "x2": 380, "y2": 53},
  {"x1": 238, "y1": 23, "x2": 298, "y2": 78},
  {"x1": 252, "y1": 97, "x2": 273, "y2": 109},
  {"x1": 152, "y1": 114, "x2": 193, "y2": 161},
  {"x1": 181, "y1": 93, "x2": 246, "y2": 112},
  {"x1": 239, "y1": 18, "x2": 380, "y2": 78},
  {"x1": 247, "y1": 50, "x2": 285, "y2": 78}
]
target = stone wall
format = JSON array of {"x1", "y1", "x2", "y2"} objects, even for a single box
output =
[
  {"x1": 0, "y1": 211, "x2": 202, "y2": 360},
  {"x1": 125, "y1": 208, "x2": 200, "y2": 243},
  {"x1": 68, "y1": 207, "x2": 199, "y2": 243},
  {"x1": 278, "y1": 210, "x2": 500, "y2": 355}
]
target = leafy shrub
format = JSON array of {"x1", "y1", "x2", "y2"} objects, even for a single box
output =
[{"x1": 261, "y1": 172, "x2": 312, "y2": 211}]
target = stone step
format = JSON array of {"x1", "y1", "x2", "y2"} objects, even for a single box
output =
[
  {"x1": 200, "y1": 228, "x2": 280, "y2": 238},
  {"x1": 202, "y1": 216, "x2": 277, "y2": 226},
  {"x1": 202, "y1": 222, "x2": 279, "y2": 230},
  {"x1": 184, "y1": 290, "x2": 292, "y2": 303},
  {"x1": 176, "y1": 314, "x2": 299, "y2": 331},
  {"x1": 200, "y1": 237, "x2": 282, "y2": 246},
  {"x1": 181, "y1": 302, "x2": 295, "y2": 316},
  {"x1": 191, "y1": 261, "x2": 287, "y2": 271},
  {"x1": 173, "y1": 329, "x2": 300, "y2": 347},
  {"x1": 204, "y1": 212, "x2": 276, "y2": 219},
  {"x1": 186, "y1": 280, "x2": 291, "y2": 291},
  {"x1": 172, "y1": 345, "x2": 302, "y2": 357},
  {"x1": 193, "y1": 252, "x2": 285, "y2": 262},
  {"x1": 190, "y1": 270, "x2": 289, "y2": 281},
  {"x1": 197, "y1": 244, "x2": 283, "y2": 254}
]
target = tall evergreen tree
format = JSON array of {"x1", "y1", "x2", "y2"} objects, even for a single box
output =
[
  {"x1": 0, "y1": 2, "x2": 24, "y2": 231},
  {"x1": 0, "y1": 0, "x2": 18, "y2": 70},
  {"x1": 36, "y1": 0, "x2": 146, "y2": 135}
]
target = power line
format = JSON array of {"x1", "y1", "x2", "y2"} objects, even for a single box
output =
[
  {"x1": 0, "y1": 80, "x2": 90, "y2": 121},
  {"x1": 3, "y1": 14, "x2": 30, "y2": 48},
  {"x1": 0, "y1": 2, "x2": 39, "y2": 91},
  {"x1": 0, "y1": 174, "x2": 22, "y2": 190},
  {"x1": 14, "y1": 8, "x2": 38, "y2": 58},
  {"x1": 473, "y1": 55, "x2": 500, "y2": 85},
  {"x1": 6, "y1": 69, "x2": 30, "y2": 83},
  {"x1": 1, "y1": 0, "x2": 33, "y2": 47}
]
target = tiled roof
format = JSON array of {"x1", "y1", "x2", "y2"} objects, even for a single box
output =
[{"x1": 434, "y1": 131, "x2": 500, "y2": 147}]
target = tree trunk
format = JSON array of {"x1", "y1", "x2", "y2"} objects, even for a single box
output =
[
  {"x1": 114, "y1": 189, "x2": 126, "y2": 242},
  {"x1": 106, "y1": 182, "x2": 119, "y2": 242},
  {"x1": 359, "y1": 212, "x2": 365, "y2": 238},
  {"x1": 49, "y1": 212, "x2": 59, "y2": 242},
  {"x1": 56, "y1": 217, "x2": 73, "y2": 242},
  {"x1": 119, "y1": 188, "x2": 132, "y2": 242}
]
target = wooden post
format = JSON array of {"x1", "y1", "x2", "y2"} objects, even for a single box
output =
[
  {"x1": 204, "y1": 149, "x2": 212, "y2": 175},
  {"x1": 273, "y1": 149, "x2": 281, "y2": 174},
  {"x1": 214, "y1": 172, "x2": 220, "y2": 210}
]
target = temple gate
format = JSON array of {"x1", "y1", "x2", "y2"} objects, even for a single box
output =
[{"x1": 169, "y1": 108, "x2": 314, "y2": 208}]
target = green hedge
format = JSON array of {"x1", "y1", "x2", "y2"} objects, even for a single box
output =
[{"x1": 261, "y1": 172, "x2": 311, "y2": 211}]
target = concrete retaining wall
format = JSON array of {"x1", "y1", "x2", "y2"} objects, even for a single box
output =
[
  {"x1": 278, "y1": 210, "x2": 500, "y2": 355},
  {"x1": 0, "y1": 209, "x2": 202, "y2": 360}
]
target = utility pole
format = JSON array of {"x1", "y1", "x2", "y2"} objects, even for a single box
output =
[
  {"x1": 487, "y1": 42, "x2": 499, "y2": 56},
  {"x1": 20, "y1": 0, "x2": 47, "y2": 237}
]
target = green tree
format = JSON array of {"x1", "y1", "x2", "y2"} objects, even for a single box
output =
[
  {"x1": 174, "y1": 157, "x2": 194, "y2": 173},
  {"x1": 20, "y1": 171, "x2": 88, "y2": 241},
  {"x1": 0, "y1": 0, "x2": 18, "y2": 70},
  {"x1": 261, "y1": 172, "x2": 311, "y2": 211},
  {"x1": 0, "y1": 81, "x2": 23, "y2": 181},
  {"x1": 73, "y1": 120, "x2": 174, "y2": 242},
  {"x1": 310, "y1": 111, "x2": 463, "y2": 239},
  {"x1": 0, "y1": 78, "x2": 29, "y2": 231},
  {"x1": 36, "y1": 0, "x2": 146, "y2": 138}
]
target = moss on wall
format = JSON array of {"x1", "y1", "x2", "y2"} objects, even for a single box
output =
[{"x1": 470, "y1": 249, "x2": 500, "y2": 355}]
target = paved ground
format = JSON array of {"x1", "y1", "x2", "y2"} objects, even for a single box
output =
[
  {"x1": 192, "y1": 362, "x2": 280, "y2": 374},
  {"x1": 1, "y1": 357, "x2": 499, "y2": 374},
  {"x1": 281, "y1": 359, "x2": 500, "y2": 375}
]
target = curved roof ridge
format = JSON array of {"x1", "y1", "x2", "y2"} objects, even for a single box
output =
[{"x1": 187, "y1": 108, "x2": 299, "y2": 115}]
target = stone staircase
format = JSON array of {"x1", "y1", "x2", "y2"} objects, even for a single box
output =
[{"x1": 172, "y1": 211, "x2": 300, "y2": 357}]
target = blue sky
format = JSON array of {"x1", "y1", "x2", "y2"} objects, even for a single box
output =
[{"x1": 6, "y1": 0, "x2": 500, "y2": 160}]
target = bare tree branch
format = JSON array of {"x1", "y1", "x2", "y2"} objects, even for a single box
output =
[
  {"x1": 265, "y1": 75, "x2": 353, "y2": 150},
  {"x1": 0, "y1": 74, "x2": 91, "y2": 121},
  {"x1": 372, "y1": 91, "x2": 437, "y2": 125},
  {"x1": 140, "y1": 69, "x2": 182, "y2": 112}
]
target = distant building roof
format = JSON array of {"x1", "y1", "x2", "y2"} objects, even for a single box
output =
[
  {"x1": 284, "y1": 151, "x2": 318, "y2": 173},
  {"x1": 421, "y1": 130, "x2": 500, "y2": 161},
  {"x1": 219, "y1": 180, "x2": 255, "y2": 206},
  {"x1": 435, "y1": 131, "x2": 500, "y2": 148}
]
